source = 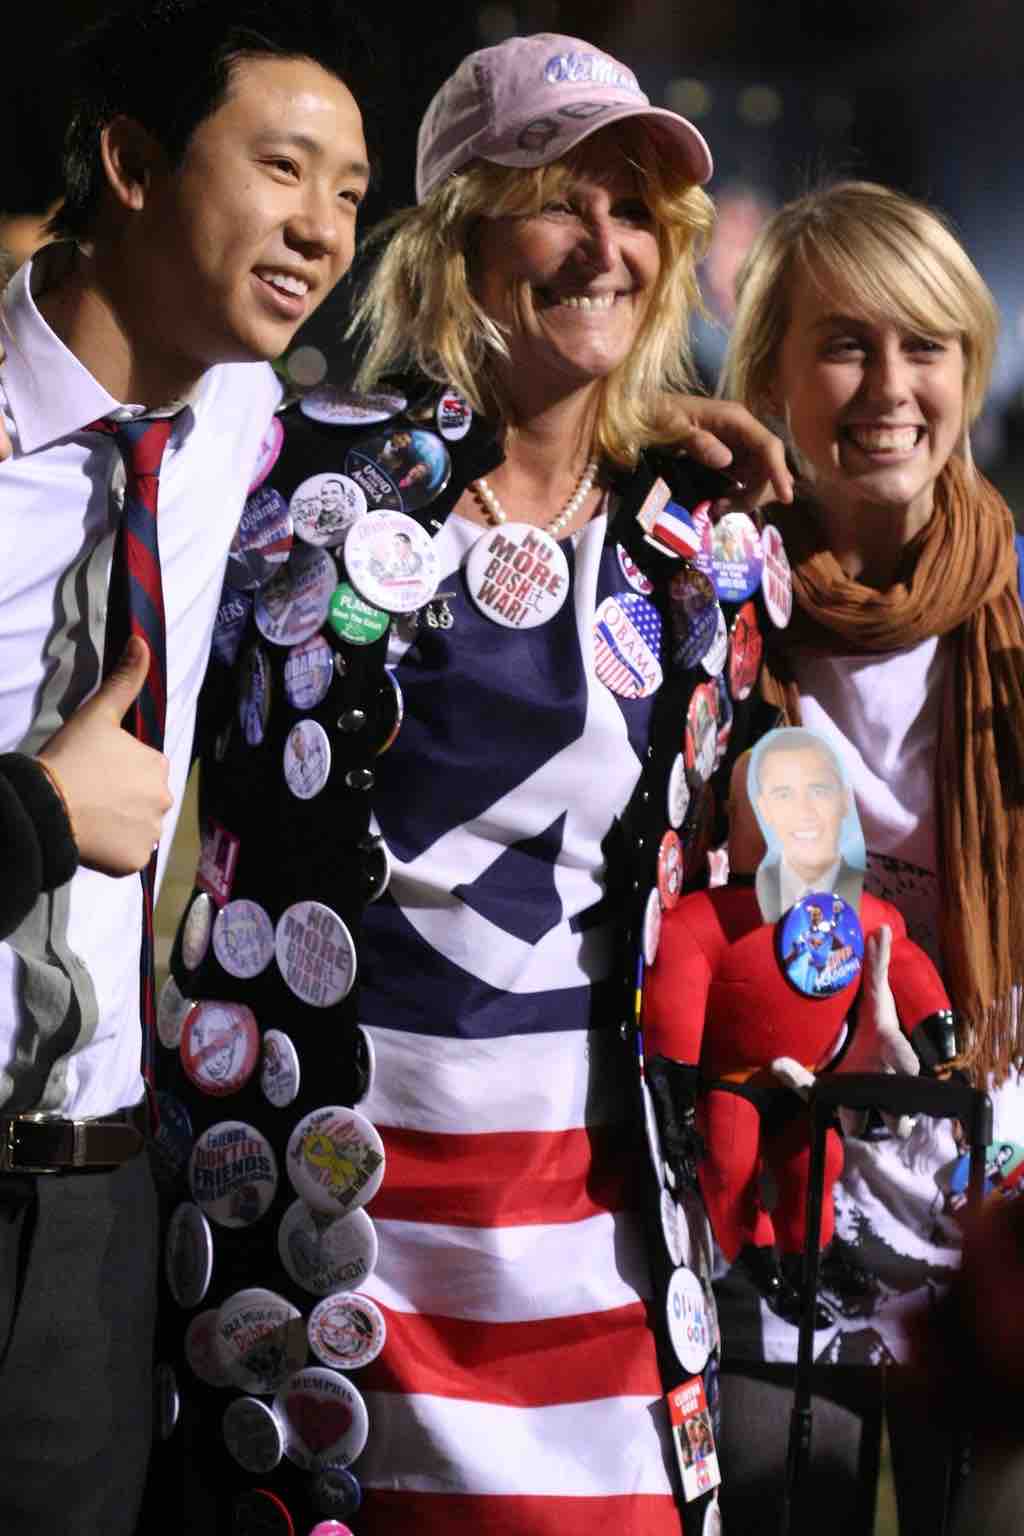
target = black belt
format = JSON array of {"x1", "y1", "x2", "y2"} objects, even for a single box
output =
[{"x1": 0, "y1": 1101, "x2": 148, "y2": 1173}]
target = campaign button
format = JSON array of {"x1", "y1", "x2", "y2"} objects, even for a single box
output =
[
  {"x1": 465, "y1": 523, "x2": 570, "y2": 628},
  {"x1": 616, "y1": 543, "x2": 654, "y2": 595},
  {"x1": 666, "y1": 1266, "x2": 712, "y2": 1375},
  {"x1": 274, "y1": 1366, "x2": 370, "y2": 1470},
  {"x1": 594, "y1": 592, "x2": 663, "y2": 699},
  {"x1": 181, "y1": 891, "x2": 214, "y2": 971},
  {"x1": 284, "y1": 634, "x2": 334, "y2": 710},
  {"x1": 248, "y1": 414, "x2": 285, "y2": 494},
  {"x1": 308, "y1": 1291, "x2": 387, "y2": 1371},
  {"x1": 228, "y1": 487, "x2": 294, "y2": 589},
  {"x1": 660, "y1": 1188, "x2": 686, "y2": 1268},
  {"x1": 223, "y1": 1394, "x2": 286, "y2": 1474},
  {"x1": 255, "y1": 546, "x2": 338, "y2": 648},
  {"x1": 375, "y1": 670, "x2": 404, "y2": 755},
  {"x1": 278, "y1": 1200, "x2": 379, "y2": 1297},
  {"x1": 151, "y1": 1092, "x2": 193, "y2": 1192},
  {"x1": 760, "y1": 523, "x2": 793, "y2": 629},
  {"x1": 353, "y1": 1025, "x2": 376, "y2": 1105},
  {"x1": 694, "y1": 511, "x2": 764, "y2": 604},
  {"x1": 728, "y1": 601, "x2": 763, "y2": 702},
  {"x1": 284, "y1": 718, "x2": 332, "y2": 800},
  {"x1": 311, "y1": 1464, "x2": 362, "y2": 1519},
  {"x1": 643, "y1": 886, "x2": 662, "y2": 967},
  {"x1": 667, "y1": 753, "x2": 691, "y2": 830},
  {"x1": 213, "y1": 900, "x2": 276, "y2": 979},
  {"x1": 436, "y1": 388, "x2": 473, "y2": 441},
  {"x1": 668, "y1": 565, "x2": 718, "y2": 670},
  {"x1": 346, "y1": 428, "x2": 451, "y2": 513},
  {"x1": 189, "y1": 1120, "x2": 278, "y2": 1229},
  {"x1": 232, "y1": 1487, "x2": 295, "y2": 1536},
  {"x1": 239, "y1": 643, "x2": 272, "y2": 746},
  {"x1": 185, "y1": 1308, "x2": 234, "y2": 1388},
  {"x1": 262, "y1": 1029, "x2": 301, "y2": 1108},
  {"x1": 290, "y1": 473, "x2": 367, "y2": 549},
  {"x1": 778, "y1": 893, "x2": 864, "y2": 998},
  {"x1": 328, "y1": 581, "x2": 390, "y2": 646},
  {"x1": 180, "y1": 1001, "x2": 260, "y2": 1097},
  {"x1": 196, "y1": 819, "x2": 241, "y2": 908},
  {"x1": 360, "y1": 833, "x2": 391, "y2": 903},
  {"x1": 165, "y1": 1199, "x2": 214, "y2": 1308},
  {"x1": 703, "y1": 1494, "x2": 723, "y2": 1536},
  {"x1": 286, "y1": 1105, "x2": 385, "y2": 1218},
  {"x1": 211, "y1": 586, "x2": 253, "y2": 666},
  {"x1": 683, "y1": 782, "x2": 717, "y2": 887},
  {"x1": 344, "y1": 768, "x2": 374, "y2": 791},
  {"x1": 310, "y1": 1524, "x2": 354, "y2": 1536},
  {"x1": 699, "y1": 604, "x2": 728, "y2": 679},
  {"x1": 713, "y1": 673, "x2": 733, "y2": 772},
  {"x1": 153, "y1": 1361, "x2": 179, "y2": 1440},
  {"x1": 657, "y1": 830, "x2": 684, "y2": 910},
  {"x1": 685, "y1": 682, "x2": 719, "y2": 783},
  {"x1": 157, "y1": 974, "x2": 192, "y2": 1050},
  {"x1": 301, "y1": 386, "x2": 407, "y2": 426},
  {"x1": 275, "y1": 902, "x2": 357, "y2": 1008},
  {"x1": 343, "y1": 509, "x2": 440, "y2": 614},
  {"x1": 216, "y1": 1287, "x2": 308, "y2": 1395}
]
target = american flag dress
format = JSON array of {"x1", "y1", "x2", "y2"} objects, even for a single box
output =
[{"x1": 353, "y1": 505, "x2": 684, "y2": 1534}]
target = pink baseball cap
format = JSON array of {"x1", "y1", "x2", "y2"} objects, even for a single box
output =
[{"x1": 416, "y1": 33, "x2": 713, "y2": 203}]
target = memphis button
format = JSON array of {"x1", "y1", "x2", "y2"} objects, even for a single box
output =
[
  {"x1": 274, "y1": 1366, "x2": 369, "y2": 1470},
  {"x1": 593, "y1": 592, "x2": 663, "y2": 700}
]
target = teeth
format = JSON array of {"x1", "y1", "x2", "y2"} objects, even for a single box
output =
[
  {"x1": 557, "y1": 293, "x2": 616, "y2": 310},
  {"x1": 259, "y1": 270, "x2": 309, "y2": 297},
  {"x1": 847, "y1": 426, "x2": 919, "y2": 452}
]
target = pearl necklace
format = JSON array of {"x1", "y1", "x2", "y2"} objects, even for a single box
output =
[{"x1": 471, "y1": 456, "x2": 600, "y2": 538}]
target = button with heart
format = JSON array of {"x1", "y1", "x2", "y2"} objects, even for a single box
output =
[{"x1": 274, "y1": 1366, "x2": 369, "y2": 1469}]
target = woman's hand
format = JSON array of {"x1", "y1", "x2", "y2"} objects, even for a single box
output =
[{"x1": 663, "y1": 395, "x2": 792, "y2": 509}]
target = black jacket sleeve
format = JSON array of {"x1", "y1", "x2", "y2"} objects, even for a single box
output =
[{"x1": 0, "y1": 753, "x2": 78, "y2": 937}]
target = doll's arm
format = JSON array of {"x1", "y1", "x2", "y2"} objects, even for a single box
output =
[{"x1": 642, "y1": 902, "x2": 714, "y2": 1188}]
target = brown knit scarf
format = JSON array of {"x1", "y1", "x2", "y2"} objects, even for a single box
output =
[{"x1": 761, "y1": 458, "x2": 1024, "y2": 1084}]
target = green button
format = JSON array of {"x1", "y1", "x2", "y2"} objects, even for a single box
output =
[{"x1": 328, "y1": 582, "x2": 390, "y2": 645}]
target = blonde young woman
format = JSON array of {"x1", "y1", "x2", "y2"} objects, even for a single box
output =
[{"x1": 717, "y1": 181, "x2": 1024, "y2": 1533}]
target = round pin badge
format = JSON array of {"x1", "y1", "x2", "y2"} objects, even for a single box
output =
[
  {"x1": 642, "y1": 886, "x2": 662, "y2": 967},
  {"x1": 278, "y1": 1200, "x2": 379, "y2": 1297},
  {"x1": 669, "y1": 566, "x2": 718, "y2": 671},
  {"x1": 308, "y1": 1291, "x2": 387, "y2": 1372},
  {"x1": 157, "y1": 974, "x2": 192, "y2": 1050},
  {"x1": 223, "y1": 1395, "x2": 286, "y2": 1474},
  {"x1": 728, "y1": 601, "x2": 764, "y2": 702},
  {"x1": 702, "y1": 1494, "x2": 723, "y2": 1536},
  {"x1": 239, "y1": 643, "x2": 272, "y2": 746},
  {"x1": 660, "y1": 1188, "x2": 687, "y2": 1268},
  {"x1": 301, "y1": 386, "x2": 407, "y2": 426},
  {"x1": 699, "y1": 604, "x2": 728, "y2": 679},
  {"x1": 593, "y1": 592, "x2": 664, "y2": 700},
  {"x1": 290, "y1": 472, "x2": 367, "y2": 549},
  {"x1": 151, "y1": 1092, "x2": 193, "y2": 1191},
  {"x1": 343, "y1": 509, "x2": 440, "y2": 614},
  {"x1": 216, "y1": 1286, "x2": 308, "y2": 1395},
  {"x1": 465, "y1": 523, "x2": 570, "y2": 629},
  {"x1": 211, "y1": 587, "x2": 253, "y2": 667},
  {"x1": 695, "y1": 511, "x2": 764, "y2": 604},
  {"x1": 255, "y1": 546, "x2": 338, "y2": 648},
  {"x1": 284, "y1": 634, "x2": 334, "y2": 710},
  {"x1": 713, "y1": 674, "x2": 733, "y2": 772},
  {"x1": 283, "y1": 719, "x2": 332, "y2": 800},
  {"x1": 248, "y1": 414, "x2": 285, "y2": 494},
  {"x1": 657, "y1": 830, "x2": 684, "y2": 910},
  {"x1": 667, "y1": 753, "x2": 691, "y2": 831},
  {"x1": 312, "y1": 1464, "x2": 362, "y2": 1520},
  {"x1": 275, "y1": 901, "x2": 357, "y2": 1007},
  {"x1": 232, "y1": 1487, "x2": 295, "y2": 1536},
  {"x1": 286, "y1": 1105, "x2": 385, "y2": 1218},
  {"x1": 616, "y1": 543, "x2": 654, "y2": 596},
  {"x1": 309, "y1": 1524, "x2": 354, "y2": 1536},
  {"x1": 185, "y1": 1308, "x2": 234, "y2": 1388},
  {"x1": 180, "y1": 1000, "x2": 260, "y2": 1097},
  {"x1": 227, "y1": 487, "x2": 294, "y2": 589},
  {"x1": 353, "y1": 1025, "x2": 376, "y2": 1105},
  {"x1": 346, "y1": 428, "x2": 451, "y2": 514},
  {"x1": 181, "y1": 891, "x2": 214, "y2": 971},
  {"x1": 683, "y1": 783, "x2": 717, "y2": 887},
  {"x1": 154, "y1": 1362, "x2": 180, "y2": 1440},
  {"x1": 435, "y1": 388, "x2": 473, "y2": 441},
  {"x1": 275, "y1": 1367, "x2": 370, "y2": 1470},
  {"x1": 262, "y1": 1029, "x2": 301, "y2": 1108},
  {"x1": 778, "y1": 893, "x2": 864, "y2": 999},
  {"x1": 189, "y1": 1120, "x2": 278, "y2": 1229},
  {"x1": 375, "y1": 670, "x2": 404, "y2": 756},
  {"x1": 213, "y1": 900, "x2": 276, "y2": 979},
  {"x1": 328, "y1": 581, "x2": 390, "y2": 646},
  {"x1": 165, "y1": 1200, "x2": 214, "y2": 1308},
  {"x1": 760, "y1": 523, "x2": 793, "y2": 629},
  {"x1": 360, "y1": 833, "x2": 391, "y2": 904},
  {"x1": 666, "y1": 1265, "x2": 712, "y2": 1375},
  {"x1": 685, "y1": 683, "x2": 719, "y2": 783}
]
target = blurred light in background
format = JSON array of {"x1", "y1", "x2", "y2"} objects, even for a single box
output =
[
  {"x1": 736, "y1": 85, "x2": 782, "y2": 126},
  {"x1": 665, "y1": 78, "x2": 714, "y2": 120}
]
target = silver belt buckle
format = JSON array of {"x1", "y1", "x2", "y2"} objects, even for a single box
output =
[{"x1": 0, "y1": 1111, "x2": 70, "y2": 1174}]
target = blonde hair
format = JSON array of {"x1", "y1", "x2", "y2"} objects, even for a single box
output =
[
  {"x1": 720, "y1": 181, "x2": 998, "y2": 451},
  {"x1": 350, "y1": 119, "x2": 714, "y2": 469}
]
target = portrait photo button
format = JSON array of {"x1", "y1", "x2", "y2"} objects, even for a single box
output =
[
  {"x1": 255, "y1": 546, "x2": 338, "y2": 648},
  {"x1": 284, "y1": 634, "x2": 334, "y2": 710},
  {"x1": 290, "y1": 472, "x2": 366, "y2": 549},
  {"x1": 343, "y1": 508, "x2": 441, "y2": 614},
  {"x1": 283, "y1": 718, "x2": 332, "y2": 800},
  {"x1": 261, "y1": 1029, "x2": 301, "y2": 1108},
  {"x1": 180, "y1": 1001, "x2": 260, "y2": 1097}
]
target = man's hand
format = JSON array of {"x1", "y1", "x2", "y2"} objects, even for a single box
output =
[
  {"x1": 37, "y1": 636, "x2": 174, "y2": 876},
  {"x1": 661, "y1": 396, "x2": 793, "y2": 510}
]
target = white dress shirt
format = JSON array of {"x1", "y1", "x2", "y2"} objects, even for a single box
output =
[{"x1": 0, "y1": 247, "x2": 281, "y2": 1117}]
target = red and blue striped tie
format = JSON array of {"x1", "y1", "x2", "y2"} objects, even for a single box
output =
[{"x1": 89, "y1": 415, "x2": 174, "y2": 1094}]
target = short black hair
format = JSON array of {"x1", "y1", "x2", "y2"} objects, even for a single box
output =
[{"x1": 53, "y1": 0, "x2": 378, "y2": 240}]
